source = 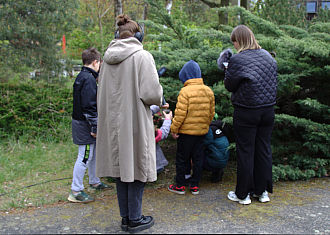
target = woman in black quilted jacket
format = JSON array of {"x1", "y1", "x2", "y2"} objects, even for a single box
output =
[{"x1": 222, "y1": 25, "x2": 277, "y2": 205}]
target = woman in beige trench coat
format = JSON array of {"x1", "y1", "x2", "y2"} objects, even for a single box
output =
[{"x1": 96, "y1": 15, "x2": 163, "y2": 233}]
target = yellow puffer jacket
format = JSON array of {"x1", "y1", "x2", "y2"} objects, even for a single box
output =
[{"x1": 171, "y1": 78, "x2": 215, "y2": 135}]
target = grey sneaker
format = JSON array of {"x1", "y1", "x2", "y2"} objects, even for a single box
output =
[
  {"x1": 68, "y1": 191, "x2": 94, "y2": 203},
  {"x1": 227, "y1": 191, "x2": 251, "y2": 205},
  {"x1": 253, "y1": 191, "x2": 270, "y2": 203}
]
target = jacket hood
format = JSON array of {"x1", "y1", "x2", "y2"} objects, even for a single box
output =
[
  {"x1": 179, "y1": 60, "x2": 201, "y2": 84},
  {"x1": 103, "y1": 37, "x2": 143, "y2": 65}
]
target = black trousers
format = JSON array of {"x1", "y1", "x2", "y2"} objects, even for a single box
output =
[
  {"x1": 233, "y1": 106, "x2": 274, "y2": 199},
  {"x1": 175, "y1": 134, "x2": 205, "y2": 187},
  {"x1": 115, "y1": 179, "x2": 145, "y2": 220}
]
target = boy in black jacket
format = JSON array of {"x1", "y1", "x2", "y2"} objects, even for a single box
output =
[{"x1": 68, "y1": 48, "x2": 111, "y2": 203}]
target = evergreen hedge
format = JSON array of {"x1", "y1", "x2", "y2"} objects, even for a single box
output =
[
  {"x1": 146, "y1": 3, "x2": 329, "y2": 181},
  {"x1": 0, "y1": 80, "x2": 72, "y2": 142}
]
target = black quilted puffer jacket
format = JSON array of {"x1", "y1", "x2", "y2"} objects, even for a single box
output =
[{"x1": 224, "y1": 49, "x2": 277, "y2": 108}]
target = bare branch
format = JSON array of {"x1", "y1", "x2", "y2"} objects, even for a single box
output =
[{"x1": 199, "y1": 0, "x2": 222, "y2": 8}]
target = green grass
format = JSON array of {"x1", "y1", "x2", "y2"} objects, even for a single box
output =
[
  {"x1": 0, "y1": 133, "x2": 234, "y2": 212},
  {"x1": 0, "y1": 137, "x2": 77, "y2": 211},
  {"x1": 0, "y1": 136, "x2": 179, "y2": 211}
]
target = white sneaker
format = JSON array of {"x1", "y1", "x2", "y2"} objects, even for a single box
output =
[
  {"x1": 253, "y1": 191, "x2": 270, "y2": 203},
  {"x1": 227, "y1": 191, "x2": 251, "y2": 205}
]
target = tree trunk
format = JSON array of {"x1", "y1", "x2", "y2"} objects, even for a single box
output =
[
  {"x1": 99, "y1": 15, "x2": 104, "y2": 52},
  {"x1": 241, "y1": 0, "x2": 249, "y2": 9},
  {"x1": 218, "y1": 0, "x2": 230, "y2": 25},
  {"x1": 166, "y1": 0, "x2": 173, "y2": 14},
  {"x1": 114, "y1": 0, "x2": 123, "y2": 17},
  {"x1": 142, "y1": 1, "x2": 148, "y2": 20},
  {"x1": 97, "y1": 0, "x2": 112, "y2": 53},
  {"x1": 199, "y1": 0, "x2": 230, "y2": 25}
]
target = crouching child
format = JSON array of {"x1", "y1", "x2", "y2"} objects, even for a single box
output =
[{"x1": 203, "y1": 120, "x2": 230, "y2": 183}]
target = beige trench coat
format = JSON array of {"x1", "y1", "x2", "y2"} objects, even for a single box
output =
[{"x1": 96, "y1": 37, "x2": 163, "y2": 183}]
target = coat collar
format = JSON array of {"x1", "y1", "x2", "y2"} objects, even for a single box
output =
[
  {"x1": 82, "y1": 66, "x2": 99, "y2": 79},
  {"x1": 183, "y1": 78, "x2": 204, "y2": 87}
]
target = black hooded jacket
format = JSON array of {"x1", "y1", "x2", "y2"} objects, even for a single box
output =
[
  {"x1": 72, "y1": 66, "x2": 98, "y2": 145},
  {"x1": 224, "y1": 49, "x2": 277, "y2": 109}
]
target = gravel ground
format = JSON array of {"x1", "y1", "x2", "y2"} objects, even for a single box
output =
[{"x1": 0, "y1": 177, "x2": 329, "y2": 234}]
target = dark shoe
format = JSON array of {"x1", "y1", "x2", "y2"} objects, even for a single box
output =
[
  {"x1": 168, "y1": 184, "x2": 186, "y2": 195},
  {"x1": 128, "y1": 215, "x2": 154, "y2": 233},
  {"x1": 89, "y1": 182, "x2": 113, "y2": 191},
  {"x1": 211, "y1": 169, "x2": 224, "y2": 183},
  {"x1": 121, "y1": 217, "x2": 129, "y2": 231}
]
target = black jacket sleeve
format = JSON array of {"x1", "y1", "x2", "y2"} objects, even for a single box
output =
[
  {"x1": 224, "y1": 55, "x2": 246, "y2": 92},
  {"x1": 81, "y1": 76, "x2": 98, "y2": 133}
]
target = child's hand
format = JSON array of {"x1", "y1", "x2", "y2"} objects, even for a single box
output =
[
  {"x1": 161, "y1": 103, "x2": 169, "y2": 109},
  {"x1": 91, "y1": 132, "x2": 97, "y2": 138},
  {"x1": 171, "y1": 133, "x2": 179, "y2": 139},
  {"x1": 163, "y1": 110, "x2": 172, "y2": 120}
]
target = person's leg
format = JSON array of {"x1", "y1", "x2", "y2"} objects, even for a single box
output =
[
  {"x1": 254, "y1": 107, "x2": 274, "y2": 196},
  {"x1": 175, "y1": 134, "x2": 192, "y2": 187},
  {"x1": 116, "y1": 179, "x2": 129, "y2": 218},
  {"x1": 127, "y1": 181, "x2": 154, "y2": 233},
  {"x1": 127, "y1": 180, "x2": 146, "y2": 220},
  {"x1": 86, "y1": 143, "x2": 101, "y2": 185},
  {"x1": 234, "y1": 108, "x2": 258, "y2": 200},
  {"x1": 190, "y1": 135, "x2": 205, "y2": 187},
  {"x1": 211, "y1": 168, "x2": 224, "y2": 183},
  {"x1": 71, "y1": 145, "x2": 89, "y2": 192},
  {"x1": 185, "y1": 159, "x2": 192, "y2": 181},
  {"x1": 68, "y1": 145, "x2": 94, "y2": 202}
]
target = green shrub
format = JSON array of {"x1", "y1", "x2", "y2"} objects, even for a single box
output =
[
  {"x1": 279, "y1": 25, "x2": 308, "y2": 39},
  {"x1": 146, "y1": 4, "x2": 329, "y2": 182},
  {"x1": 0, "y1": 80, "x2": 72, "y2": 142}
]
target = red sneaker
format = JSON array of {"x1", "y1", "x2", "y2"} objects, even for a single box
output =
[
  {"x1": 190, "y1": 186, "x2": 199, "y2": 195},
  {"x1": 168, "y1": 184, "x2": 186, "y2": 195}
]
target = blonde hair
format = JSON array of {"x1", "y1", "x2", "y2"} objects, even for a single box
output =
[
  {"x1": 116, "y1": 14, "x2": 140, "y2": 39},
  {"x1": 231, "y1": 25, "x2": 261, "y2": 53}
]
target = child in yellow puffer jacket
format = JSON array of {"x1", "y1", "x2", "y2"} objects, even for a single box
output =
[{"x1": 168, "y1": 60, "x2": 215, "y2": 196}]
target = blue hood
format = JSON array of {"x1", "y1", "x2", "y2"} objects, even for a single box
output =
[{"x1": 179, "y1": 60, "x2": 201, "y2": 84}]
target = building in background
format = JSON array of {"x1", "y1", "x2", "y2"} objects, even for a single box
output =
[{"x1": 305, "y1": 0, "x2": 330, "y2": 19}]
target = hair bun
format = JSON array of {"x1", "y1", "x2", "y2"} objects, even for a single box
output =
[{"x1": 116, "y1": 14, "x2": 131, "y2": 26}]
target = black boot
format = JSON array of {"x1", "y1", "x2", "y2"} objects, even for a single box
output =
[
  {"x1": 211, "y1": 169, "x2": 224, "y2": 183},
  {"x1": 128, "y1": 215, "x2": 154, "y2": 233},
  {"x1": 121, "y1": 217, "x2": 129, "y2": 231}
]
